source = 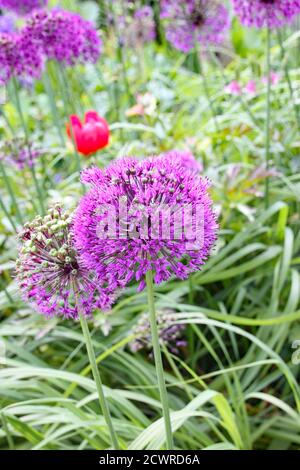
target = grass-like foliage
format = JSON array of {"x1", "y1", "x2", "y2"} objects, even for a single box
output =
[{"x1": 0, "y1": 0, "x2": 300, "y2": 450}]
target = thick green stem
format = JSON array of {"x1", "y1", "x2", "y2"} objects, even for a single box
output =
[
  {"x1": 145, "y1": 270, "x2": 174, "y2": 450},
  {"x1": 77, "y1": 301, "x2": 119, "y2": 450},
  {"x1": 265, "y1": 28, "x2": 271, "y2": 209}
]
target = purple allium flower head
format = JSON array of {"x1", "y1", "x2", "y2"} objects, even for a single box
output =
[
  {"x1": 232, "y1": 0, "x2": 300, "y2": 29},
  {"x1": 0, "y1": 139, "x2": 42, "y2": 170},
  {"x1": 160, "y1": 150, "x2": 202, "y2": 174},
  {"x1": 16, "y1": 205, "x2": 114, "y2": 319},
  {"x1": 0, "y1": 30, "x2": 44, "y2": 84},
  {"x1": 23, "y1": 8, "x2": 102, "y2": 66},
  {"x1": 0, "y1": 0, "x2": 48, "y2": 16},
  {"x1": 0, "y1": 13, "x2": 15, "y2": 33},
  {"x1": 160, "y1": 0, "x2": 230, "y2": 53},
  {"x1": 73, "y1": 154, "x2": 218, "y2": 291},
  {"x1": 129, "y1": 310, "x2": 186, "y2": 355}
]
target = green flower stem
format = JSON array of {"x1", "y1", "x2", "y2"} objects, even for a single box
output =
[
  {"x1": 152, "y1": 0, "x2": 164, "y2": 45},
  {"x1": 57, "y1": 64, "x2": 82, "y2": 178},
  {"x1": 11, "y1": 78, "x2": 45, "y2": 215},
  {"x1": 265, "y1": 28, "x2": 271, "y2": 209},
  {"x1": 76, "y1": 295, "x2": 119, "y2": 450},
  {"x1": 194, "y1": 41, "x2": 219, "y2": 133},
  {"x1": 0, "y1": 160, "x2": 23, "y2": 227},
  {"x1": 43, "y1": 69, "x2": 66, "y2": 146},
  {"x1": 0, "y1": 190, "x2": 17, "y2": 233},
  {"x1": 145, "y1": 269, "x2": 174, "y2": 450},
  {"x1": 277, "y1": 29, "x2": 300, "y2": 131}
]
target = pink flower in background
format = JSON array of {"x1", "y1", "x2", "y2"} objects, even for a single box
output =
[
  {"x1": 126, "y1": 92, "x2": 157, "y2": 117},
  {"x1": 244, "y1": 79, "x2": 257, "y2": 95},
  {"x1": 262, "y1": 72, "x2": 281, "y2": 86},
  {"x1": 225, "y1": 80, "x2": 242, "y2": 96}
]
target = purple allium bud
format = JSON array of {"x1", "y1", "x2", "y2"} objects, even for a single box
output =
[
  {"x1": 16, "y1": 205, "x2": 115, "y2": 319},
  {"x1": 23, "y1": 8, "x2": 102, "y2": 66},
  {"x1": 160, "y1": 150, "x2": 203, "y2": 174},
  {"x1": 0, "y1": 139, "x2": 42, "y2": 170},
  {"x1": 0, "y1": 0, "x2": 47, "y2": 16},
  {"x1": 232, "y1": 0, "x2": 300, "y2": 29},
  {"x1": 0, "y1": 13, "x2": 16, "y2": 33},
  {"x1": 160, "y1": 0, "x2": 230, "y2": 53},
  {"x1": 129, "y1": 310, "x2": 186, "y2": 355},
  {"x1": 73, "y1": 154, "x2": 218, "y2": 291}
]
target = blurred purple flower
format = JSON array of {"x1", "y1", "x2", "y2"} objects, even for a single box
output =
[
  {"x1": 23, "y1": 8, "x2": 102, "y2": 66},
  {"x1": 0, "y1": 0, "x2": 48, "y2": 16},
  {"x1": 160, "y1": 0, "x2": 230, "y2": 53},
  {"x1": 16, "y1": 205, "x2": 115, "y2": 319},
  {"x1": 0, "y1": 139, "x2": 42, "y2": 170},
  {"x1": 118, "y1": 5, "x2": 156, "y2": 47},
  {"x1": 160, "y1": 150, "x2": 203, "y2": 173},
  {"x1": 232, "y1": 0, "x2": 300, "y2": 29},
  {"x1": 0, "y1": 31, "x2": 44, "y2": 85},
  {"x1": 73, "y1": 154, "x2": 218, "y2": 291}
]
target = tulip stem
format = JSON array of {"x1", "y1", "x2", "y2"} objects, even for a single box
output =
[
  {"x1": 264, "y1": 28, "x2": 271, "y2": 209},
  {"x1": 145, "y1": 269, "x2": 174, "y2": 450}
]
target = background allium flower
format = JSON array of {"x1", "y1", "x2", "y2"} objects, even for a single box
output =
[
  {"x1": 121, "y1": 5, "x2": 156, "y2": 47},
  {"x1": 0, "y1": 13, "x2": 15, "y2": 33},
  {"x1": 232, "y1": 0, "x2": 300, "y2": 29},
  {"x1": 161, "y1": 150, "x2": 202, "y2": 174},
  {"x1": 129, "y1": 310, "x2": 186, "y2": 355},
  {"x1": 73, "y1": 155, "x2": 218, "y2": 291},
  {"x1": 16, "y1": 205, "x2": 114, "y2": 319},
  {"x1": 0, "y1": 0, "x2": 47, "y2": 16},
  {"x1": 23, "y1": 8, "x2": 101, "y2": 66},
  {"x1": 0, "y1": 139, "x2": 42, "y2": 170},
  {"x1": 160, "y1": 0, "x2": 230, "y2": 53},
  {"x1": 0, "y1": 30, "x2": 44, "y2": 84}
]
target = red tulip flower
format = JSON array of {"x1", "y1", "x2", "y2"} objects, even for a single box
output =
[{"x1": 66, "y1": 111, "x2": 110, "y2": 156}]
